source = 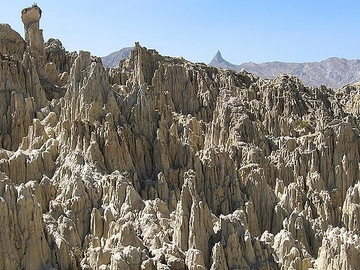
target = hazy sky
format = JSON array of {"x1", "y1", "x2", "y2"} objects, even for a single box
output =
[{"x1": 1, "y1": 1, "x2": 359, "y2": 64}]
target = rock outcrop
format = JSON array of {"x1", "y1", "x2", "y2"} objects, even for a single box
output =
[
  {"x1": 21, "y1": 5, "x2": 44, "y2": 56},
  {"x1": 1, "y1": 5, "x2": 360, "y2": 270}
]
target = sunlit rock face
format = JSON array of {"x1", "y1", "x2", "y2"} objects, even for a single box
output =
[
  {"x1": 1, "y1": 5, "x2": 360, "y2": 270},
  {"x1": 21, "y1": 5, "x2": 44, "y2": 56}
]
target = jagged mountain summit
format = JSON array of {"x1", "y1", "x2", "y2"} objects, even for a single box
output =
[
  {"x1": 209, "y1": 50, "x2": 360, "y2": 89},
  {"x1": 2, "y1": 5, "x2": 360, "y2": 270},
  {"x1": 102, "y1": 47, "x2": 133, "y2": 68},
  {"x1": 208, "y1": 50, "x2": 239, "y2": 71}
]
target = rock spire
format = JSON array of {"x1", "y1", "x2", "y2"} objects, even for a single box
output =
[{"x1": 21, "y1": 4, "x2": 44, "y2": 56}]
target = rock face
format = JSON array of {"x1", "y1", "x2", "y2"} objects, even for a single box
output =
[
  {"x1": 2, "y1": 6, "x2": 360, "y2": 270},
  {"x1": 0, "y1": 24, "x2": 26, "y2": 60},
  {"x1": 209, "y1": 51, "x2": 360, "y2": 89}
]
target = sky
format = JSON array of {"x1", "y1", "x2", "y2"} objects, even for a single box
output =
[{"x1": 1, "y1": 1, "x2": 359, "y2": 64}]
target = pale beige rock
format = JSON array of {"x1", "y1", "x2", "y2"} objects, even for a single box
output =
[
  {"x1": 210, "y1": 243, "x2": 228, "y2": 270},
  {"x1": 0, "y1": 24, "x2": 25, "y2": 59},
  {"x1": 273, "y1": 230, "x2": 313, "y2": 270},
  {"x1": 3, "y1": 6, "x2": 360, "y2": 270},
  {"x1": 185, "y1": 249, "x2": 206, "y2": 270},
  {"x1": 342, "y1": 180, "x2": 360, "y2": 233},
  {"x1": 21, "y1": 5, "x2": 44, "y2": 56},
  {"x1": 173, "y1": 170, "x2": 214, "y2": 268},
  {"x1": 0, "y1": 178, "x2": 51, "y2": 270},
  {"x1": 316, "y1": 227, "x2": 360, "y2": 270}
]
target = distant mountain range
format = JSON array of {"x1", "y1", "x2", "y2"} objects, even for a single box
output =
[
  {"x1": 102, "y1": 48, "x2": 360, "y2": 89},
  {"x1": 209, "y1": 51, "x2": 360, "y2": 89}
]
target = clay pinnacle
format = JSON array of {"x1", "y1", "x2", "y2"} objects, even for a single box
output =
[
  {"x1": 21, "y1": 4, "x2": 42, "y2": 27},
  {"x1": 21, "y1": 4, "x2": 45, "y2": 57}
]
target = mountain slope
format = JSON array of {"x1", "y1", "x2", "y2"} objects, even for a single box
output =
[
  {"x1": 209, "y1": 51, "x2": 360, "y2": 89},
  {"x1": 101, "y1": 47, "x2": 133, "y2": 68}
]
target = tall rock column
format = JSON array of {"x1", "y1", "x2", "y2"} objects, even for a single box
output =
[
  {"x1": 21, "y1": 5, "x2": 44, "y2": 56},
  {"x1": 21, "y1": 4, "x2": 65, "y2": 104}
]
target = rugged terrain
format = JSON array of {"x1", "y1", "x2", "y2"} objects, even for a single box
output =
[
  {"x1": 209, "y1": 50, "x2": 360, "y2": 89},
  {"x1": 1, "y1": 5, "x2": 360, "y2": 270}
]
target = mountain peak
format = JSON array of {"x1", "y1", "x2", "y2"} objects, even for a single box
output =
[
  {"x1": 208, "y1": 52, "x2": 360, "y2": 89},
  {"x1": 209, "y1": 50, "x2": 238, "y2": 70},
  {"x1": 211, "y1": 50, "x2": 225, "y2": 63}
]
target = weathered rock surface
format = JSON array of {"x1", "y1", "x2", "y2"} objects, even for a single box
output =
[
  {"x1": 21, "y1": 4, "x2": 44, "y2": 57},
  {"x1": 1, "y1": 5, "x2": 360, "y2": 270},
  {"x1": 0, "y1": 24, "x2": 26, "y2": 60}
]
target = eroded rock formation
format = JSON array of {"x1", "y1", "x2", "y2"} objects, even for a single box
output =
[{"x1": 1, "y1": 5, "x2": 360, "y2": 270}]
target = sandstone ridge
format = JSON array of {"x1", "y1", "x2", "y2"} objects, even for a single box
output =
[{"x1": 1, "y1": 6, "x2": 360, "y2": 270}]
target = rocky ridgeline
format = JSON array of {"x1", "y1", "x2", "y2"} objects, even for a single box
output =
[
  {"x1": 209, "y1": 51, "x2": 360, "y2": 90},
  {"x1": 1, "y1": 5, "x2": 360, "y2": 270}
]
